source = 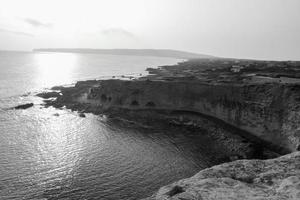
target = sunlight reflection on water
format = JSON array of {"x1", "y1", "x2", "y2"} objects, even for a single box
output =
[
  {"x1": 34, "y1": 53, "x2": 78, "y2": 87},
  {"x1": 1, "y1": 52, "x2": 209, "y2": 200},
  {"x1": 0, "y1": 51, "x2": 182, "y2": 98}
]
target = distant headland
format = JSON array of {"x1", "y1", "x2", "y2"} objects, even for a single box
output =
[{"x1": 33, "y1": 48, "x2": 215, "y2": 59}]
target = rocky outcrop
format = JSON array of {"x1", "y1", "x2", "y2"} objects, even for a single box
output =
[
  {"x1": 143, "y1": 151, "x2": 300, "y2": 200},
  {"x1": 36, "y1": 91, "x2": 61, "y2": 99},
  {"x1": 88, "y1": 80, "x2": 300, "y2": 152}
]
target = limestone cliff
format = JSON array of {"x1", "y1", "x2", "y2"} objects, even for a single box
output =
[
  {"x1": 36, "y1": 58, "x2": 300, "y2": 200},
  {"x1": 142, "y1": 151, "x2": 300, "y2": 200},
  {"x1": 87, "y1": 80, "x2": 300, "y2": 152}
]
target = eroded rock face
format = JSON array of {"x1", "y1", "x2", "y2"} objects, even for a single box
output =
[
  {"x1": 143, "y1": 152, "x2": 300, "y2": 200},
  {"x1": 88, "y1": 80, "x2": 300, "y2": 152}
]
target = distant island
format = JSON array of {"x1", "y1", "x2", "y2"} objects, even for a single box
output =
[{"x1": 33, "y1": 48, "x2": 214, "y2": 59}]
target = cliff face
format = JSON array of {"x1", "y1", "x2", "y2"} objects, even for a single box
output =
[
  {"x1": 88, "y1": 80, "x2": 300, "y2": 152},
  {"x1": 143, "y1": 151, "x2": 300, "y2": 200}
]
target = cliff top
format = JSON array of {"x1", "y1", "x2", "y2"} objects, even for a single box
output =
[{"x1": 143, "y1": 58, "x2": 300, "y2": 84}]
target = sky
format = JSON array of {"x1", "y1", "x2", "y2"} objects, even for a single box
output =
[{"x1": 0, "y1": 0, "x2": 299, "y2": 60}]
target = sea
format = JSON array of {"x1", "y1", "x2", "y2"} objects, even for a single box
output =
[{"x1": 0, "y1": 51, "x2": 222, "y2": 200}]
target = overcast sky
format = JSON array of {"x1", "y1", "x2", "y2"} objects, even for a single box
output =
[{"x1": 0, "y1": 0, "x2": 299, "y2": 60}]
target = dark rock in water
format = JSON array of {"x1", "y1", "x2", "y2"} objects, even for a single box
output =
[
  {"x1": 53, "y1": 113, "x2": 60, "y2": 117},
  {"x1": 14, "y1": 103, "x2": 34, "y2": 110},
  {"x1": 79, "y1": 113, "x2": 86, "y2": 118},
  {"x1": 36, "y1": 91, "x2": 60, "y2": 99}
]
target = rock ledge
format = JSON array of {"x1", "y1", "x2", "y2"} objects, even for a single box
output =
[{"x1": 143, "y1": 152, "x2": 300, "y2": 200}]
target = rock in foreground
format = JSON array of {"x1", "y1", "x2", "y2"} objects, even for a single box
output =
[{"x1": 143, "y1": 151, "x2": 300, "y2": 200}]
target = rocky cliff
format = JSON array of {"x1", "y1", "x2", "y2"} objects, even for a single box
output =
[
  {"x1": 36, "y1": 58, "x2": 300, "y2": 200},
  {"x1": 88, "y1": 80, "x2": 300, "y2": 153},
  {"x1": 143, "y1": 151, "x2": 300, "y2": 200}
]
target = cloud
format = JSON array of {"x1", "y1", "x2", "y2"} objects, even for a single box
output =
[
  {"x1": 23, "y1": 18, "x2": 53, "y2": 28},
  {"x1": 0, "y1": 28, "x2": 34, "y2": 37},
  {"x1": 101, "y1": 28, "x2": 136, "y2": 38}
]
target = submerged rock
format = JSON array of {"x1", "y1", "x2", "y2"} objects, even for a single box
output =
[
  {"x1": 14, "y1": 103, "x2": 34, "y2": 110},
  {"x1": 144, "y1": 151, "x2": 300, "y2": 200}
]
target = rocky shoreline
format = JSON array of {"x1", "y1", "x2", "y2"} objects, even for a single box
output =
[{"x1": 36, "y1": 58, "x2": 300, "y2": 199}]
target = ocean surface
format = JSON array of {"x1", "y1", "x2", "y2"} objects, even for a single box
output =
[{"x1": 0, "y1": 51, "x2": 220, "y2": 200}]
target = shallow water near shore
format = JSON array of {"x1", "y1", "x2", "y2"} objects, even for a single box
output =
[{"x1": 1, "y1": 51, "x2": 251, "y2": 200}]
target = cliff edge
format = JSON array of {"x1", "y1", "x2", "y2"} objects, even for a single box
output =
[{"x1": 88, "y1": 80, "x2": 300, "y2": 153}]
